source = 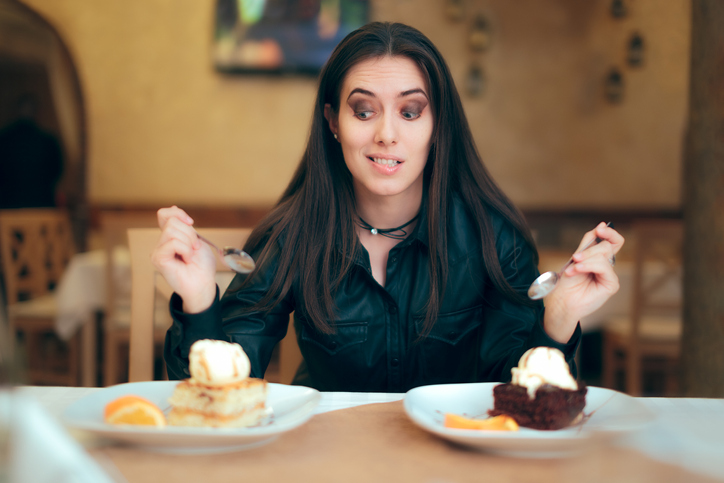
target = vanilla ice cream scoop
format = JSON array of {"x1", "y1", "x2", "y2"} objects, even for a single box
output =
[
  {"x1": 188, "y1": 339, "x2": 251, "y2": 385},
  {"x1": 511, "y1": 347, "x2": 577, "y2": 399}
]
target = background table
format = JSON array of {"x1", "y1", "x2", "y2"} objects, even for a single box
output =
[
  {"x1": 53, "y1": 247, "x2": 131, "y2": 386},
  {"x1": 55, "y1": 248, "x2": 130, "y2": 340},
  {"x1": 53, "y1": 247, "x2": 236, "y2": 386},
  {"x1": 537, "y1": 251, "x2": 681, "y2": 333},
  {"x1": 52, "y1": 246, "x2": 680, "y2": 388}
]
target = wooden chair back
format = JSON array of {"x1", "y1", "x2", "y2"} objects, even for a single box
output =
[
  {"x1": 0, "y1": 209, "x2": 75, "y2": 304},
  {"x1": 626, "y1": 219, "x2": 683, "y2": 393},
  {"x1": 602, "y1": 219, "x2": 683, "y2": 396},
  {"x1": 100, "y1": 211, "x2": 159, "y2": 321},
  {"x1": 127, "y1": 227, "x2": 252, "y2": 382},
  {"x1": 99, "y1": 211, "x2": 160, "y2": 386},
  {"x1": 0, "y1": 209, "x2": 79, "y2": 385},
  {"x1": 628, "y1": 220, "x2": 683, "y2": 317}
]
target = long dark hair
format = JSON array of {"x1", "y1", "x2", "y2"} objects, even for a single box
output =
[{"x1": 241, "y1": 22, "x2": 537, "y2": 336}]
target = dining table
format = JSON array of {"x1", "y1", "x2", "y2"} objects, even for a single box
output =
[{"x1": 5, "y1": 385, "x2": 724, "y2": 483}]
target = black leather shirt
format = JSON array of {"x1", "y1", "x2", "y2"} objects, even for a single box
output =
[{"x1": 165, "y1": 198, "x2": 580, "y2": 392}]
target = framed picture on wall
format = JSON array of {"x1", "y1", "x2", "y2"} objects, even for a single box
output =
[{"x1": 213, "y1": 0, "x2": 371, "y2": 75}]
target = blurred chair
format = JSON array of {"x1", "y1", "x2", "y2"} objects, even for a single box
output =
[
  {"x1": 127, "y1": 227, "x2": 302, "y2": 383},
  {"x1": 0, "y1": 209, "x2": 78, "y2": 385},
  {"x1": 99, "y1": 211, "x2": 159, "y2": 386},
  {"x1": 602, "y1": 219, "x2": 683, "y2": 396}
]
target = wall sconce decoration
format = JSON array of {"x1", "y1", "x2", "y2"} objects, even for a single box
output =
[
  {"x1": 468, "y1": 15, "x2": 492, "y2": 52},
  {"x1": 610, "y1": 0, "x2": 627, "y2": 19},
  {"x1": 627, "y1": 32, "x2": 645, "y2": 67},
  {"x1": 604, "y1": 68, "x2": 624, "y2": 104},
  {"x1": 445, "y1": 0, "x2": 464, "y2": 23},
  {"x1": 459, "y1": 9, "x2": 493, "y2": 97},
  {"x1": 466, "y1": 63, "x2": 486, "y2": 97}
]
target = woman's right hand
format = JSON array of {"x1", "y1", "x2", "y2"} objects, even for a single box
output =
[{"x1": 151, "y1": 206, "x2": 217, "y2": 313}]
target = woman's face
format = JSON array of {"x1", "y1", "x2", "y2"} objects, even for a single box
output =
[{"x1": 325, "y1": 56, "x2": 434, "y2": 203}]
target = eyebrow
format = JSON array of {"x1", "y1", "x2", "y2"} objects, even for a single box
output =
[{"x1": 347, "y1": 87, "x2": 429, "y2": 100}]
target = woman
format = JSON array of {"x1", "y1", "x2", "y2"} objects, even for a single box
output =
[{"x1": 153, "y1": 22, "x2": 623, "y2": 392}]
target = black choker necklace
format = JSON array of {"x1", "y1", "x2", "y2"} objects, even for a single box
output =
[{"x1": 356, "y1": 213, "x2": 420, "y2": 240}]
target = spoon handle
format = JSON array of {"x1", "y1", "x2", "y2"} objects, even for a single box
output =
[
  {"x1": 197, "y1": 234, "x2": 223, "y2": 256},
  {"x1": 557, "y1": 222, "x2": 613, "y2": 274}
]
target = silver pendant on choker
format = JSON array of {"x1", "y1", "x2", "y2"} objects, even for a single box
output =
[{"x1": 356, "y1": 213, "x2": 420, "y2": 240}]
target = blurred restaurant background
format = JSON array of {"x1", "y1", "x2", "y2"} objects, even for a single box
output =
[{"x1": 0, "y1": 0, "x2": 716, "y2": 397}]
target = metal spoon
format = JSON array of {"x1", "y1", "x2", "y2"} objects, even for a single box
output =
[
  {"x1": 197, "y1": 234, "x2": 255, "y2": 274},
  {"x1": 528, "y1": 222, "x2": 613, "y2": 300}
]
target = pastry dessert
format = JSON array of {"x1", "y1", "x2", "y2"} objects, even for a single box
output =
[
  {"x1": 167, "y1": 339, "x2": 268, "y2": 428},
  {"x1": 488, "y1": 347, "x2": 587, "y2": 430}
]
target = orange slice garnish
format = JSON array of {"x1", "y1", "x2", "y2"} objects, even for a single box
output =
[
  {"x1": 444, "y1": 413, "x2": 519, "y2": 431},
  {"x1": 104, "y1": 395, "x2": 166, "y2": 427}
]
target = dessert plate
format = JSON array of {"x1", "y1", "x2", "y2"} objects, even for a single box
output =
[
  {"x1": 63, "y1": 381, "x2": 320, "y2": 454},
  {"x1": 403, "y1": 382, "x2": 655, "y2": 458}
]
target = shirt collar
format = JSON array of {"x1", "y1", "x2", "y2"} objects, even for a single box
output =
[{"x1": 348, "y1": 185, "x2": 431, "y2": 267}]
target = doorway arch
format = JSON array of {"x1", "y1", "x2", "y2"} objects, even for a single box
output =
[{"x1": 0, "y1": 0, "x2": 88, "y2": 247}]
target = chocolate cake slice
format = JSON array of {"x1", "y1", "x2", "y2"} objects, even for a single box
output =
[{"x1": 488, "y1": 382, "x2": 587, "y2": 430}]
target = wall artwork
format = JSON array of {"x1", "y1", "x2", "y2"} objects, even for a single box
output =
[{"x1": 214, "y1": 0, "x2": 370, "y2": 74}]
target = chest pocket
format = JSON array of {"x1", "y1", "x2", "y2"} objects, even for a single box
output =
[
  {"x1": 415, "y1": 305, "x2": 482, "y2": 344},
  {"x1": 299, "y1": 321, "x2": 368, "y2": 356}
]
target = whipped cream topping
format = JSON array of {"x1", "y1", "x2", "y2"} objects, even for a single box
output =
[
  {"x1": 511, "y1": 347, "x2": 578, "y2": 399},
  {"x1": 188, "y1": 339, "x2": 251, "y2": 386}
]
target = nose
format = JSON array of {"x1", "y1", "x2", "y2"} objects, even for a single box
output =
[{"x1": 374, "y1": 113, "x2": 397, "y2": 145}]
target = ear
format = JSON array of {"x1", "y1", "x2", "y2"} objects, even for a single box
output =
[{"x1": 323, "y1": 103, "x2": 338, "y2": 137}]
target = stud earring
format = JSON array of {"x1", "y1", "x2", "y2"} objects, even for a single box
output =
[{"x1": 333, "y1": 133, "x2": 338, "y2": 140}]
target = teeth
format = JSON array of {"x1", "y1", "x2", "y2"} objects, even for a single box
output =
[{"x1": 372, "y1": 157, "x2": 399, "y2": 166}]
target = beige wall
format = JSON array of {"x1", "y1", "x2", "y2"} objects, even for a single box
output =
[{"x1": 21, "y1": 0, "x2": 690, "y2": 210}]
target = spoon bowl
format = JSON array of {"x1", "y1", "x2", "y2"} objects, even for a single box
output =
[
  {"x1": 221, "y1": 247, "x2": 256, "y2": 273},
  {"x1": 527, "y1": 271, "x2": 559, "y2": 300},
  {"x1": 197, "y1": 234, "x2": 255, "y2": 274}
]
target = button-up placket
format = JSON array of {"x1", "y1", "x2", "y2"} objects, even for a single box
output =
[
  {"x1": 353, "y1": 234, "x2": 421, "y2": 392},
  {"x1": 381, "y1": 236, "x2": 422, "y2": 392}
]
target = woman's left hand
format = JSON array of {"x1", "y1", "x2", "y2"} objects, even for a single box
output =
[{"x1": 542, "y1": 222, "x2": 625, "y2": 343}]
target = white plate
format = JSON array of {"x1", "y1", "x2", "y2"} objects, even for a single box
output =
[
  {"x1": 63, "y1": 381, "x2": 320, "y2": 454},
  {"x1": 404, "y1": 382, "x2": 655, "y2": 458}
]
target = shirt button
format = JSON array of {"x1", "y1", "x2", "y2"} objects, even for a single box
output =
[
  {"x1": 391, "y1": 358, "x2": 400, "y2": 367},
  {"x1": 329, "y1": 341, "x2": 338, "y2": 349},
  {"x1": 448, "y1": 331, "x2": 458, "y2": 339}
]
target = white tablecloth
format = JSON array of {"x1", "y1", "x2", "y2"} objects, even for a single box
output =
[
  {"x1": 51, "y1": 246, "x2": 241, "y2": 387},
  {"x1": 54, "y1": 247, "x2": 236, "y2": 340},
  {"x1": 55, "y1": 247, "x2": 131, "y2": 340}
]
